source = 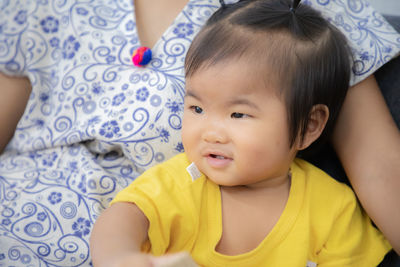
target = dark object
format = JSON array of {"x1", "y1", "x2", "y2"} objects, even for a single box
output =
[
  {"x1": 291, "y1": 0, "x2": 301, "y2": 12},
  {"x1": 379, "y1": 250, "x2": 400, "y2": 267}
]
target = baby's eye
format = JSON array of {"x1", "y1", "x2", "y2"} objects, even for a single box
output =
[
  {"x1": 191, "y1": 106, "x2": 203, "y2": 114},
  {"x1": 231, "y1": 112, "x2": 247, "y2": 119}
]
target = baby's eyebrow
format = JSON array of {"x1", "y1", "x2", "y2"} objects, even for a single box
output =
[
  {"x1": 184, "y1": 90, "x2": 201, "y2": 100},
  {"x1": 228, "y1": 97, "x2": 260, "y2": 110}
]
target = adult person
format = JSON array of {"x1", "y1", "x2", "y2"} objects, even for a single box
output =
[{"x1": 0, "y1": 0, "x2": 399, "y2": 266}]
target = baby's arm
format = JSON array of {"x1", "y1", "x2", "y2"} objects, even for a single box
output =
[
  {"x1": 90, "y1": 202, "x2": 198, "y2": 267},
  {"x1": 90, "y1": 202, "x2": 152, "y2": 267}
]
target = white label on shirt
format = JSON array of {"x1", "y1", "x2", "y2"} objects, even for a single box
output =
[
  {"x1": 186, "y1": 162, "x2": 202, "y2": 181},
  {"x1": 306, "y1": 261, "x2": 317, "y2": 267}
]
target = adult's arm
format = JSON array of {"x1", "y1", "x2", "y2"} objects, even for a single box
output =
[
  {"x1": 0, "y1": 72, "x2": 31, "y2": 154},
  {"x1": 332, "y1": 74, "x2": 400, "y2": 254}
]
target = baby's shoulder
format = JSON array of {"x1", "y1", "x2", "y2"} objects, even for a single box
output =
[
  {"x1": 293, "y1": 158, "x2": 356, "y2": 205},
  {"x1": 137, "y1": 153, "x2": 198, "y2": 188}
]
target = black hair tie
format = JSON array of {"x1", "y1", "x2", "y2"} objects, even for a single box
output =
[
  {"x1": 219, "y1": 0, "x2": 226, "y2": 8},
  {"x1": 291, "y1": 0, "x2": 301, "y2": 13}
]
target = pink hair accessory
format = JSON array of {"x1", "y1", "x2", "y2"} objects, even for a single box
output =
[{"x1": 132, "y1": 46, "x2": 152, "y2": 67}]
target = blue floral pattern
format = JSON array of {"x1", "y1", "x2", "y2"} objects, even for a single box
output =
[
  {"x1": 62, "y1": 35, "x2": 81, "y2": 59},
  {"x1": 14, "y1": 10, "x2": 27, "y2": 25},
  {"x1": 72, "y1": 218, "x2": 91, "y2": 238},
  {"x1": 40, "y1": 16, "x2": 59, "y2": 33},
  {"x1": 0, "y1": 0, "x2": 399, "y2": 266}
]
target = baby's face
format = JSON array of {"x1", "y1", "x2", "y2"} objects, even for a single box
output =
[{"x1": 182, "y1": 59, "x2": 297, "y2": 188}]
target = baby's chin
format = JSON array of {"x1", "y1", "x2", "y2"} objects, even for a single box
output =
[{"x1": 205, "y1": 174, "x2": 245, "y2": 187}]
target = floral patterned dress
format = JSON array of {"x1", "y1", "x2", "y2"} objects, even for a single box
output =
[{"x1": 0, "y1": 0, "x2": 399, "y2": 266}]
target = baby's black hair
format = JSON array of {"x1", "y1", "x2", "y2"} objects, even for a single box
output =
[{"x1": 185, "y1": 0, "x2": 352, "y2": 155}]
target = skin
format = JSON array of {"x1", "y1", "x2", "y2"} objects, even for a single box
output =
[
  {"x1": 90, "y1": 202, "x2": 152, "y2": 267},
  {"x1": 135, "y1": 0, "x2": 188, "y2": 48},
  {"x1": 182, "y1": 62, "x2": 298, "y2": 189},
  {"x1": 90, "y1": 201, "x2": 197, "y2": 266},
  {"x1": 0, "y1": 72, "x2": 31, "y2": 153}
]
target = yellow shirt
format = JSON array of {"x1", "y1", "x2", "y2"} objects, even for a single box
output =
[{"x1": 111, "y1": 153, "x2": 391, "y2": 266}]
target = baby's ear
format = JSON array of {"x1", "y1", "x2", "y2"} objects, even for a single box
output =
[{"x1": 297, "y1": 104, "x2": 329, "y2": 150}]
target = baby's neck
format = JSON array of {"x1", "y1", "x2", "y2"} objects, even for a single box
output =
[
  {"x1": 219, "y1": 175, "x2": 291, "y2": 213},
  {"x1": 226, "y1": 170, "x2": 291, "y2": 191},
  {"x1": 216, "y1": 177, "x2": 291, "y2": 255}
]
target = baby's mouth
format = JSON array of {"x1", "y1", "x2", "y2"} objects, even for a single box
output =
[
  {"x1": 210, "y1": 154, "x2": 227, "y2": 159},
  {"x1": 206, "y1": 153, "x2": 232, "y2": 168}
]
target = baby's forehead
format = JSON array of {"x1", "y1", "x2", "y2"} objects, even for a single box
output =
[
  {"x1": 185, "y1": 21, "x2": 296, "y2": 82},
  {"x1": 196, "y1": 55, "x2": 284, "y2": 86},
  {"x1": 185, "y1": 58, "x2": 283, "y2": 100}
]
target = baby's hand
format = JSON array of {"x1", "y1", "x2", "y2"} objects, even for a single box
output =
[
  {"x1": 151, "y1": 252, "x2": 198, "y2": 267},
  {"x1": 106, "y1": 253, "x2": 153, "y2": 267},
  {"x1": 108, "y1": 252, "x2": 197, "y2": 267}
]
